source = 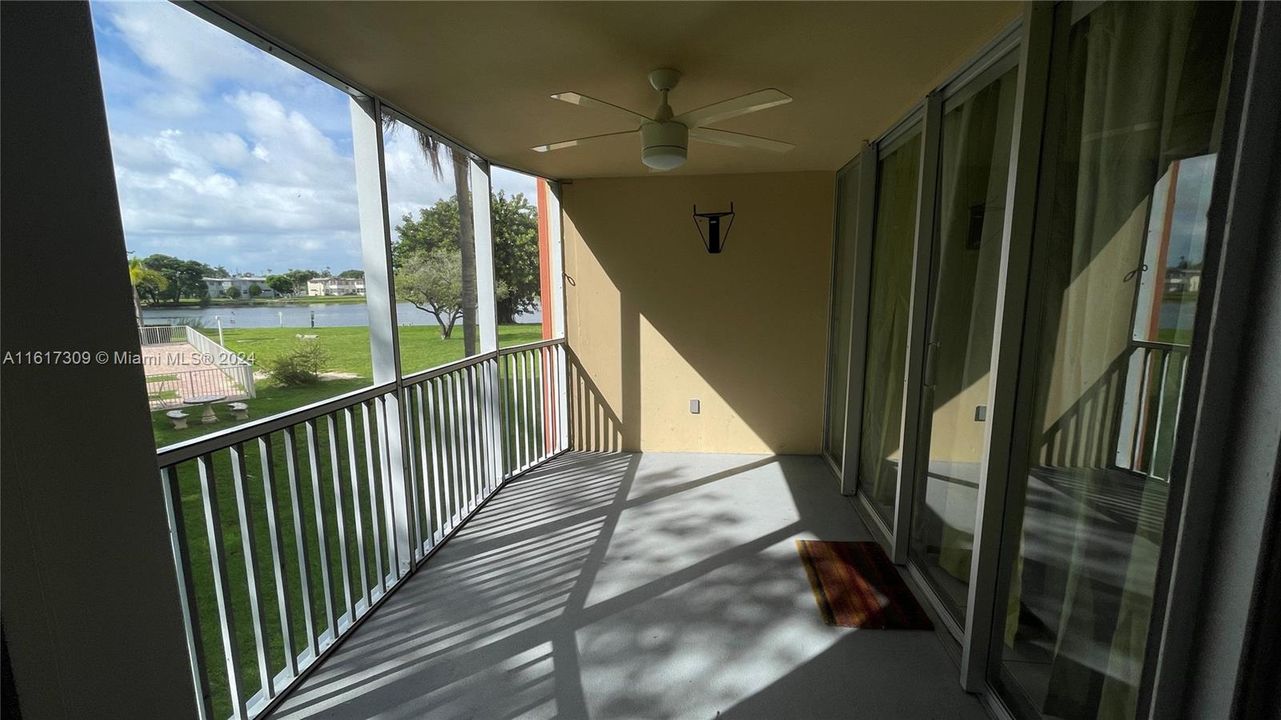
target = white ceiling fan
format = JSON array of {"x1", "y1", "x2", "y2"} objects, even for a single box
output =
[{"x1": 532, "y1": 68, "x2": 794, "y2": 171}]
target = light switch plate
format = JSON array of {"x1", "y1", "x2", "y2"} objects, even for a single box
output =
[
  {"x1": 690, "y1": 399, "x2": 701, "y2": 414},
  {"x1": 974, "y1": 405, "x2": 987, "y2": 422}
]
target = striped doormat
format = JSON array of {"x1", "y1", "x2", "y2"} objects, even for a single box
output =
[{"x1": 795, "y1": 540, "x2": 933, "y2": 630}]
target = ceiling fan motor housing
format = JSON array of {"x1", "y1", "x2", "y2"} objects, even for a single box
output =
[{"x1": 641, "y1": 120, "x2": 688, "y2": 170}]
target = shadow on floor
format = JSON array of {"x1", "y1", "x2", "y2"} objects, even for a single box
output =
[{"x1": 269, "y1": 452, "x2": 983, "y2": 720}]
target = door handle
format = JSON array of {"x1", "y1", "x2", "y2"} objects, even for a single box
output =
[{"x1": 923, "y1": 341, "x2": 941, "y2": 389}]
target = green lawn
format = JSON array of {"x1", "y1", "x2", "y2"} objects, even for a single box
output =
[{"x1": 152, "y1": 324, "x2": 550, "y2": 716}]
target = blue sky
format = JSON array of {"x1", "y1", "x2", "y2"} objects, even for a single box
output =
[{"x1": 90, "y1": 1, "x2": 536, "y2": 276}]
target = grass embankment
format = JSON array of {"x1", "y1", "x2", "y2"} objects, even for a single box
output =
[{"x1": 153, "y1": 324, "x2": 548, "y2": 716}]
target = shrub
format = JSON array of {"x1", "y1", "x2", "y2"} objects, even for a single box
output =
[{"x1": 266, "y1": 339, "x2": 330, "y2": 386}]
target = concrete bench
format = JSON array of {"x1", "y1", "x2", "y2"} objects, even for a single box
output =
[
  {"x1": 166, "y1": 410, "x2": 189, "y2": 430},
  {"x1": 228, "y1": 401, "x2": 250, "y2": 421}
]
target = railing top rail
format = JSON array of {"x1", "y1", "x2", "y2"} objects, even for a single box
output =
[
  {"x1": 156, "y1": 381, "x2": 396, "y2": 467},
  {"x1": 186, "y1": 325, "x2": 253, "y2": 366},
  {"x1": 1131, "y1": 339, "x2": 1189, "y2": 352},
  {"x1": 497, "y1": 337, "x2": 564, "y2": 354},
  {"x1": 157, "y1": 336, "x2": 567, "y2": 465},
  {"x1": 401, "y1": 350, "x2": 499, "y2": 386}
]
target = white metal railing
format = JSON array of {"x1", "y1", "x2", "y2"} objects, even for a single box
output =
[
  {"x1": 142, "y1": 325, "x2": 256, "y2": 409},
  {"x1": 157, "y1": 339, "x2": 568, "y2": 720},
  {"x1": 1114, "y1": 340, "x2": 1189, "y2": 480},
  {"x1": 140, "y1": 324, "x2": 190, "y2": 346}
]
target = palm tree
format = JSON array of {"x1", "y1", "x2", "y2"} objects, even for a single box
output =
[
  {"x1": 128, "y1": 257, "x2": 169, "y2": 328},
  {"x1": 386, "y1": 116, "x2": 479, "y2": 356}
]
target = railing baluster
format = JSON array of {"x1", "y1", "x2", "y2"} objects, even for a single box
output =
[
  {"x1": 469, "y1": 367, "x2": 483, "y2": 504},
  {"x1": 425, "y1": 381, "x2": 445, "y2": 538},
  {"x1": 448, "y1": 372, "x2": 465, "y2": 517},
  {"x1": 375, "y1": 396, "x2": 400, "y2": 579},
  {"x1": 523, "y1": 350, "x2": 534, "y2": 468},
  {"x1": 256, "y1": 435, "x2": 296, "y2": 679},
  {"x1": 1150, "y1": 348, "x2": 1173, "y2": 478},
  {"x1": 304, "y1": 420, "x2": 338, "y2": 643},
  {"x1": 457, "y1": 368, "x2": 474, "y2": 511},
  {"x1": 195, "y1": 453, "x2": 247, "y2": 720},
  {"x1": 427, "y1": 379, "x2": 448, "y2": 541},
  {"x1": 229, "y1": 442, "x2": 273, "y2": 700},
  {"x1": 281, "y1": 427, "x2": 317, "y2": 659},
  {"x1": 413, "y1": 383, "x2": 434, "y2": 552},
  {"x1": 342, "y1": 408, "x2": 370, "y2": 611},
  {"x1": 360, "y1": 401, "x2": 385, "y2": 596},
  {"x1": 514, "y1": 351, "x2": 524, "y2": 469},
  {"x1": 401, "y1": 388, "x2": 423, "y2": 560},
  {"x1": 325, "y1": 414, "x2": 354, "y2": 629},
  {"x1": 160, "y1": 465, "x2": 215, "y2": 720}
]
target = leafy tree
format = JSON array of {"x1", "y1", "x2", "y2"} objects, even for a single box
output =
[
  {"x1": 284, "y1": 269, "x2": 320, "y2": 295},
  {"x1": 395, "y1": 191, "x2": 540, "y2": 324},
  {"x1": 338, "y1": 269, "x2": 364, "y2": 279},
  {"x1": 139, "y1": 254, "x2": 217, "y2": 301},
  {"x1": 247, "y1": 283, "x2": 263, "y2": 300},
  {"x1": 128, "y1": 257, "x2": 169, "y2": 326},
  {"x1": 490, "y1": 191, "x2": 540, "y2": 323},
  {"x1": 395, "y1": 248, "x2": 463, "y2": 338},
  {"x1": 223, "y1": 286, "x2": 242, "y2": 300},
  {"x1": 265, "y1": 274, "x2": 294, "y2": 296},
  {"x1": 384, "y1": 119, "x2": 478, "y2": 355}
]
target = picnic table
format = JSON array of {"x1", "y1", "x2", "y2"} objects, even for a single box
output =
[{"x1": 184, "y1": 394, "x2": 227, "y2": 425}]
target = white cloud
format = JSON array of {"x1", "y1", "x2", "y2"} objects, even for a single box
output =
[{"x1": 105, "y1": 1, "x2": 289, "y2": 91}]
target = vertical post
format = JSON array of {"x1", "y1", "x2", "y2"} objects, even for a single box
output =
[
  {"x1": 547, "y1": 182, "x2": 570, "y2": 452},
  {"x1": 537, "y1": 179, "x2": 555, "y2": 340},
  {"x1": 471, "y1": 158, "x2": 498, "y2": 354},
  {"x1": 349, "y1": 96, "x2": 413, "y2": 575},
  {"x1": 960, "y1": 3, "x2": 1053, "y2": 691},
  {"x1": 470, "y1": 158, "x2": 507, "y2": 500}
]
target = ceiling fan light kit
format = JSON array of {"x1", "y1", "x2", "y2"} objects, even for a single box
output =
[
  {"x1": 534, "y1": 67, "x2": 795, "y2": 172},
  {"x1": 641, "y1": 121, "x2": 688, "y2": 170}
]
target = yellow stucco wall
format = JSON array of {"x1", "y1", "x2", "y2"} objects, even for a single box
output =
[{"x1": 562, "y1": 171, "x2": 835, "y2": 454}]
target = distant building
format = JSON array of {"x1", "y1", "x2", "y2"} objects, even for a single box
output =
[
  {"x1": 1164, "y1": 267, "x2": 1201, "y2": 294},
  {"x1": 307, "y1": 276, "x2": 366, "y2": 296},
  {"x1": 203, "y1": 276, "x2": 275, "y2": 298}
]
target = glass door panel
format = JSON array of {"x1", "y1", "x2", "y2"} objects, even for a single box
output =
[
  {"x1": 859, "y1": 129, "x2": 922, "y2": 523},
  {"x1": 824, "y1": 162, "x2": 861, "y2": 468},
  {"x1": 991, "y1": 2, "x2": 1234, "y2": 717},
  {"x1": 908, "y1": 63, "x2": 1020, "y2": 624}
]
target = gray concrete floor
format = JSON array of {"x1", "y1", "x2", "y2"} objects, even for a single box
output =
[{"x1": 269, "y1": 452, "x2": 989, "y2": 720}]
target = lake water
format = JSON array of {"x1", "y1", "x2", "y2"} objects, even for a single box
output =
[{"x1": 143, "y1": 302, "x2": 540, "y2": 329}]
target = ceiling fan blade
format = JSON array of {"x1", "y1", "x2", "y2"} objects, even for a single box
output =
[
  {"x1": 674, "y1": 88, "x2": 792, "y2": 128},
  {"x1": 689, "y1": 127, "x2": 794, "y2": 153},
  {"x1": 531, "y1": 130, "x2": 636, "y2": 153},
  {"x1": 550, "y1": 92, "x2": 653, "y2": 125}
]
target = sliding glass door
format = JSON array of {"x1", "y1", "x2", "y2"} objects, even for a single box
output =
[
  {"x1": 907, "y1": 59, "x2": 1021, "y2": 625},
  {"x1": 989, "y1": 2, "x2": 1235, "y2": 717},
  {"x1": 858, "y1": 125, "x2": 922, "y2": 525}
]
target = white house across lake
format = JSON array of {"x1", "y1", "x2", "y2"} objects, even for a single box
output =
[
  {"x1": 202, "y1": 276, "x2": 275, "y2": 298},
  {"x1": 307, "y1": 276, "x2": 366, "y2": 296}
]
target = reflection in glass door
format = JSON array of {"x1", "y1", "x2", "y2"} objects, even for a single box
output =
[
  {"x1": 859, "y1": 128, "x2": 922, "y2": 525},
  {"x1": 824, "y1": 161, "x2": 861, "y2": 470},
  {"x1": 907, "y1": 62, "x2": 1020, "y2": 625},
  {"x1": 990, "y1": 2, "x2": 1234, "y2": 718}
]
